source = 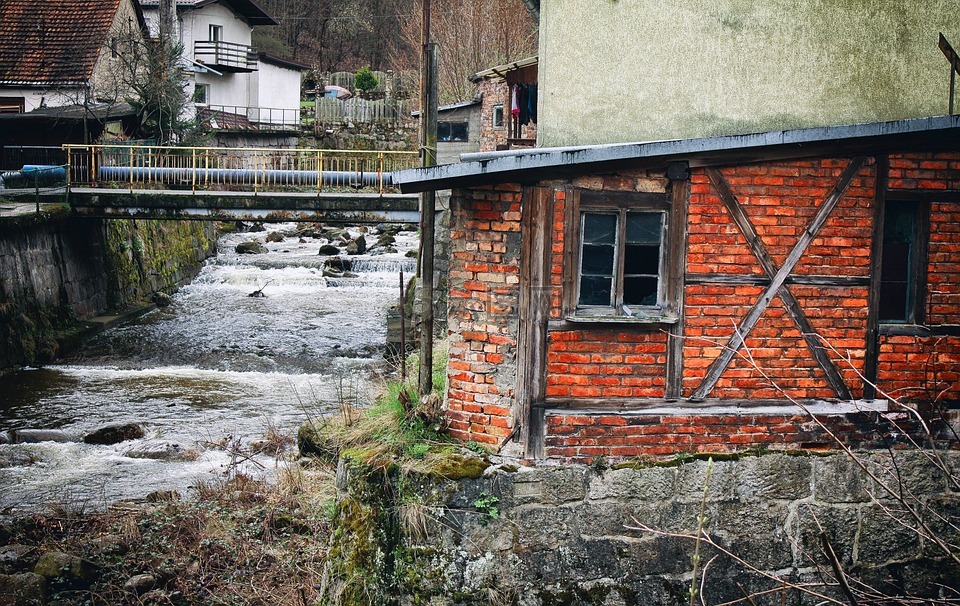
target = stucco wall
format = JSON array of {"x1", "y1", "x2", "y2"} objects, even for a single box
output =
[
  {"x1": 254, "y1": 61, "x2": 303, "y2": 114},
  {"x1": 538, "y1": 0, "x2": 960, "y2": 146}
]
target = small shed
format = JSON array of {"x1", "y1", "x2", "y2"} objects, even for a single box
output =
[
  {"x1": 395, "y1": 116, "x2": 960, "y2": 462},
  {"x1": 413, "y1": 99, "x2": 481, "y2": 165}
]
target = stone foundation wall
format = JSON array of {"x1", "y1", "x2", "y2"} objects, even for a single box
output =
[
  {"x1": 0, "y1": 212, "x2": 216, "y2": 371},
  {"x1": 325, "y1": 450, "x2": 960, "y2": 605}
]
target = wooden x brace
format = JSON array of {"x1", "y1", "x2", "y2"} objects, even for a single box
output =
[{"x1": 689, "y1": 157, "x2": 867, "y2": 401}]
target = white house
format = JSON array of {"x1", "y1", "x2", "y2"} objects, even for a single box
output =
[{"x1": 139, "y1": 0, "x2": 308, "y2": 142}]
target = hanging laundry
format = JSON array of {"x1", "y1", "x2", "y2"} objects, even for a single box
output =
[
  {"x1": 511, "y1": 85, "x2": 520, "y2": 118},
  {"x1": 527, "y1": 83, "x2": 538, "y2": 124},
  {"x1": 518, "y1": 85, "x2": 530, "y2": 126}
]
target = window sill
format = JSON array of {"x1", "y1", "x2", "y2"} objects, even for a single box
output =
[
  {"x1": 563, "y1": 313, "x2": 679, "y2": 326},
  {"x1": 879, "y1": 323, "x2": 960, "y2": 337}
]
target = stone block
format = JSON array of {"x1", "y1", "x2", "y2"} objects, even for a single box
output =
[
  {"x1": 735, "y1": 453, "x2": 812, "y2": 501},
  {"x1": 812, "y1": 455, "x2": 870, "y2": 503},
  {"x1": 857, "y1": 504, "x2": 922, "y2": 565},
  {"x1": 505, "y1": 467, "x2": 586, "y2": 506},
  {"x1": 588, "y1": 466, "x2": 678, "y2": 501},
  {"x1": 675, "y1": 459, "x2": 739, "y2": 502},
  {"x1": 714, "y1": 500, "x2": 794, "y2": 570},
  {"x1": 788, "y1": 503, "x2": 858, "y2": 568},
  {"x1": 514, "y1": 506, "x2": 579, "y2": 550},
  {"x1": 621, "y1": 535, "x2": 693, "y2": 577}
]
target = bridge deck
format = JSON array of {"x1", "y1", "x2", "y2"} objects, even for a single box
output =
[{"x1": 66, "y1": 188, "x2": 421, "y2": 223}]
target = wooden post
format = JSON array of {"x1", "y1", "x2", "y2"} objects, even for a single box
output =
[{"x1": 418, "y1": 0, "x2": 438, "y2": 397}]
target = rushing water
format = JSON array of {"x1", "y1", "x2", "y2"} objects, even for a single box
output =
[{"x1": 0, "y1": 223, "x2": 416, "y2": 517}]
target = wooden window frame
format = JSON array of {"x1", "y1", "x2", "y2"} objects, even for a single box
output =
[
  {"x1": 562, "y1": 189, "x2": 678, "y2": 324},
  {"x1": 878, "y1": 194, "x2": 930, "y2": 325},
  {"x1": 492, "y1": 104, "x2": 504, "y2": 129},
  {"x1": 209, "y1": 24, "x2": 223, "y2": 42}
]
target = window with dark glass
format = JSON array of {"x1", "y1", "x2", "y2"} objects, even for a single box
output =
[
  {"x1": 879, "y1": 200, "x2": 927, "y2": 323},
  {"x1": 209, "y1": 24, "x2": 223, "y2": 42},
  {"x1": 438, "y1": 121, "x2": 468, "y2": 142},
  {"x1": 493, "y1": 105, "x2": 504, "y2": 128},
  {"x1": 577, "y1": 209, "x2": 665, "y2": 314}
]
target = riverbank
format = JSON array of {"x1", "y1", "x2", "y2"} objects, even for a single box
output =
[{"x1": 0, "y1": 207, "x2": 218, "y2": 372}]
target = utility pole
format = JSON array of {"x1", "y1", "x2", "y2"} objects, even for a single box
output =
[{"x1": 418, "y1": 0, "x2": 438, "y2": 397}]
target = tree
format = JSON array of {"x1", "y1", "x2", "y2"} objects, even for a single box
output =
[{"x1": 354, "y1": 66, "x2": 380, "y2": 92}]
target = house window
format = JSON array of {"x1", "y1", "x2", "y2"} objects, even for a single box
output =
[
  {"x1": 193, "y1": 83, "x2": 209, "y2": 104},
  {"x1": 577, "y1": 207, "x2": 666, "y2": 315},
  {"x1": 493, "y1": 104, "x2": 504, "y2": 128},
  {"x1": 438, "y1": 121, "x2": 468, "y2": 142},
  {"x1": 879, "y1": 199, "x2": 928, "y2": 323},
  {"x1": 209, "y1": 24, "x2": 223, "y2": 42}
]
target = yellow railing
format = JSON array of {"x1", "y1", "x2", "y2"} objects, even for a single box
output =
[{"x1": 62, "y1": 145, "x2": 419, "y2": 194}]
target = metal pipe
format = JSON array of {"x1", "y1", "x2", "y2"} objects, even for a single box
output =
[{"x1": 96, "y1": 166, "x2": 392, "y2": 187}]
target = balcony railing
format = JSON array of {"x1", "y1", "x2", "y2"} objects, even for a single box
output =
[
  {"x1": 199, "y1": 105, "x2": 300, "y2": 131},
  {"x1": 194, "y1": 40, "x2": 258, "y2": 72}
]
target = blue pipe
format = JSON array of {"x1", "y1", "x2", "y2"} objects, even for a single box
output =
[{"x1": 96, "y1": 166, "x2": 392, "y2": 187}]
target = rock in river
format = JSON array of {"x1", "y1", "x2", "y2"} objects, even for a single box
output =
[
  {"x1": 318, "y1": 244, "x2": 340, "y2": 255},
  {"x1": 83, "y1": 423, "x2": 145, "y2": 445},
  {"x1": 236, "y1": 241, "x2": 268, "y2": 254},
  {"x1": 124, "y1": 441, "x2": 198, "y2": 462},
  {"x1": 346, "y1": 235, "x2": 366, "y2": 255}
]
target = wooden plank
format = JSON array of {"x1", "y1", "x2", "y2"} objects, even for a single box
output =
[
  {"x1": 561, "y1": 190, "x2": 581, "y2": 317},
  {"x1": 685, "y1": 273, "x2": 870, "y2": 287},
  {"x1": 665, "y1": 177, "x2": 690, "y2": 400},
  {"x1": 705, "y1": 168, "x2": 851, "y2": 400},
  {"x1": 539, "y1": 397, "x2": 875, "y2": 410},
  {"x1": 690, "y1": 157, "x2": 867, "y2": 401},
  {"x1": 863, "y1": 156, "x2": 888, "y2": 399},
  {"x1": 517, "y1": 186, "x2": 554, "y2": 458},
  {"x1": 580, "y1": 189, "x2": 669, "y2": 209}
]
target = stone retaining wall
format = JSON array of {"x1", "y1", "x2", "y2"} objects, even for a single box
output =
[
  {"x1": 0, "y1": 211, "x2": 216, "y2": 370},
  {"x1": 325, "y1": 450, "x2": 960, "y2": 605}
]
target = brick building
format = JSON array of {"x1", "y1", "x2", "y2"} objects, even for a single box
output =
[
  {"x1": 395, "y1": 117, "x2": 960, "y2": 462},
  {"x1": 469, "y1": 57, "x2": 538, "y2": 153}
]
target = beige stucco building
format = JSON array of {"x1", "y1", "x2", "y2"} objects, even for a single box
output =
[{"x1": 537, "y1": 0, "x2": 960, "y2": 146}]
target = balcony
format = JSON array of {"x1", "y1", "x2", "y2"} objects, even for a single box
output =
[{"x1": 194, "y1": 40, "x2": 258, "y2": 72}]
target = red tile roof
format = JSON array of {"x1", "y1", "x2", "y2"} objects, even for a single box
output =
[{"x1": 0, "y1": 0, "x2": 123, "y2": 85}]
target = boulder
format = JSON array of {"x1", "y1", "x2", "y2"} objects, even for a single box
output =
[
  {"x1": 124, "y1": 441, "x2": 198, "y2": 462},
  {"x1": 266, "y1": 232, "x2": 284, "y2": 243},
  {"x1": 0, "y1": 572, "x2": 46, "y2": 605},
  {"x1": 33, "y1": 551, "x2": 97, "y2": 588},
  {"x1": 377, "y1": 234, "x2": 396, "y2": 246},
  {"x1": 346, "y1": 235, "x2": 366, "y2": 255},
  {"x1": 375, "y1": 223, "x2": 402, "y2": 236},
  {"x1": 123, "y1": 573, "x2": 157, "y2": 595},
  {"x1": 0, "y1": 545, "x2": 38, "y2": 570},
  {"x1": 248, "y1": 223, "x2": 266, "y2": 232},
  {"x1": 83, "y1": 423, "x2": 144, "y2": 445},
  {"x1": 151, "y1": 292, "x2": 172, "y2": 307},
  {"x1": 317, "y1": 244, "x2": 340, "y2": 255},
  {"x1": 236, "y1": 241, "x2": 268, "y2": 255},
  {"x1": 86, "y1": 535, "x2": 128, "y2": 557},
  {"x1": 324, "y1": 257, "x2": 352, "y2": 272},
  {"x1": 6, "y1": 429, "x2": 73, "y2": 444}
]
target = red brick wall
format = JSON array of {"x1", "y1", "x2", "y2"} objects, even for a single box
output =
[
  {"x1": 445, "y1": 153, "x2": 960, "y2": 460},
  {"x1": 543, "y1": 409, "x2": 954, "y2": 463},
  {"x1": 476, "y1": 79, "x2": 537, "y2": 152},
  {"x1": 445, "y1": 184, "x2": 523, "y2": 445},
  {"x1": 682, "y1": 159, "x2": 875, "y2": 400}
]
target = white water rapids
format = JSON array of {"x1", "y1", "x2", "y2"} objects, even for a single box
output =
[{"x1": 0, "y1": 223, "x2": 417, "y2": 517}]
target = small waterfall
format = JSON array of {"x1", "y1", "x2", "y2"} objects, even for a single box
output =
[{"x1": 0, "y1": 222, "x2": 417, "y2": 516}]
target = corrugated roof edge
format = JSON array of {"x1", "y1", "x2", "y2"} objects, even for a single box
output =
[{"x1": 392, "y1": 115, "x2": 960, "y2": 193}]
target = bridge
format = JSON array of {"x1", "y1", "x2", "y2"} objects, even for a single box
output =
[{"x1": 0, "y1": 145, "x2": 421, "y2": 223}]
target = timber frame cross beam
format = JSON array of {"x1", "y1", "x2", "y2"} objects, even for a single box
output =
[{"x1": 689, "y1": 157, "x2": 867, "y2": 402}]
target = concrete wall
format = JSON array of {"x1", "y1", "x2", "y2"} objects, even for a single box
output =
[
  {"x1": 0, "y1": 212, "x2": 216, "y2": 371},
  {"x1": 254, "y1": 61, "x2": 303, "y2": 114},
  {"x1": 325, "y1": 450, "x2": 960, "y2": 605},
  {"x1": 538, "y1": 0, "x2": 960, "y2": 146}
]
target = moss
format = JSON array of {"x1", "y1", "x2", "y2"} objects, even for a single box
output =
[
  {"x1": 611, "y1": 448, "x2": 835, "y2": 471},
  {"x1": 426, "y1": 453, "x2": 490, "y2": 480}
]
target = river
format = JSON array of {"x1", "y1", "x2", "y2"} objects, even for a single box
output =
[{"x1": 0, "y1": 223, "x2": 416, "y2": 517}]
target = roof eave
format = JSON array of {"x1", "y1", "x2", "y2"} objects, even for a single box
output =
[{"x1": 393, "y1": 115, "x2": 960, "y2": 193}]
